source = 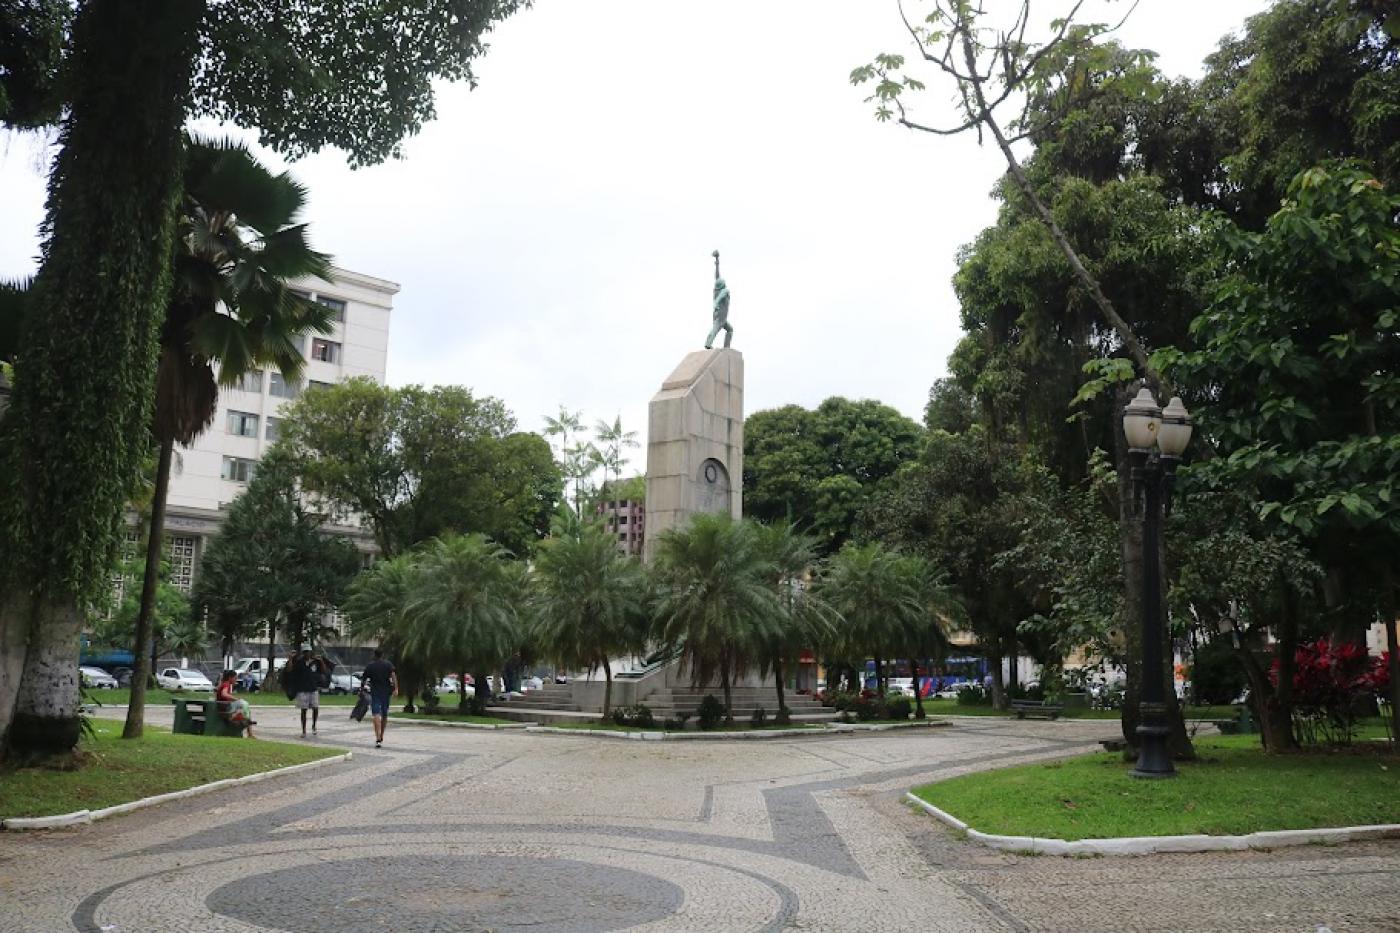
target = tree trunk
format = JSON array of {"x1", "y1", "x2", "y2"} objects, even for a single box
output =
[
  {"x1": 721, "y1": 658, "x2": 734, "y2": 725},
  {"x1": 0, "y1": 0, "x2": 201, "y2": 758},
  {"x1": 124, "y1": 437, "x2": 174, "y2": 738},
  {"x1": 473, "y1": 669, "x2": 491, "y2": 714},
  {"x1": 989, "y1": 650, "x2": 1007, "y2": 710},
  {"x1": 264, "y1": 617, "x2": 277, "y2": 690},
  {"x1": 603, "y1": 658, "x2": 613, "y2": 718},
  {"x1": 0, "y1": 592, "x2": 34, "y2": 757},
  {"x1": 8, "y1": 598, "x2": 85, "y2": 756},
  {"x1": 912, "y1": 658, "x2": 925, "y2": 719},
  {"x1": 874, "y1": 657, "x2": 884, "y2": 695},
  {"x1": 773, "y1": 657, "x2": 787, "y2": 713},
  {"x1": 458, "y1": 669, "x2": 468, "y2": 710},
  {"x1": 1387, "y1": 604, "x2": 1400, "y2": 749}
]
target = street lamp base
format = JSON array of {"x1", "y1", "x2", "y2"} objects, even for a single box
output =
[{"x1": 1130, "y1": 719, "x2": 1177, "y2": 779}]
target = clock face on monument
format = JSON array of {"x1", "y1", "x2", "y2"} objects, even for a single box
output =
[{"x1": 696, "y1": 458, "x2": 730, "y2": 514}]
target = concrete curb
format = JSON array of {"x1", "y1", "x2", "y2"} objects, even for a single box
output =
[
  {"x1": 401, "y1": 718, "x2": 531, "y2": 731},
  {"x1": 905, "y1": 792, "x2": 1400, "y2": 856},
  {"x1": 1, "y1": 752, "x2": 352, "y2": 832},
  {"x1": 526, "y1": 725, "x2": 844, "y2": 741},
  {"x1": 843, "y1": 719, "x2": 953, "y2": 731}
]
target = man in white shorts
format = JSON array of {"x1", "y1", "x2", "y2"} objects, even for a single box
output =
[{"x1": 286, "y1": 648, "x2": 332, "y2": 737}]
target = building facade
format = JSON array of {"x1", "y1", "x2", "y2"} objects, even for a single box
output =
[
  {"x1": 143, "y1": 266, "x2": 398, "y2": 594},
  {"x1": 596, "y1": 498, "x2": 645, "y2": 558}
]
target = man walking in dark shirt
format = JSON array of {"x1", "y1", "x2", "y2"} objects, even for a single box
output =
[{"x1": 362, "y1": 648, "x2": 398, "y2": 749}]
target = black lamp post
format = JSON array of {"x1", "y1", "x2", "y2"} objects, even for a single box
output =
[{"x1": 1122, "y1": 388, "x2": 1193, "y2": 779}]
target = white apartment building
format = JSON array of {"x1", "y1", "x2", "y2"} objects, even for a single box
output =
[{"x1": 154, "y1": 266, "x2": 398, "y2": 590}]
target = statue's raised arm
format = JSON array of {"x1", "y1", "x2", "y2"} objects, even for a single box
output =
[{"x1": 705, "y1": 249, "x2": 734, "y2": 349}]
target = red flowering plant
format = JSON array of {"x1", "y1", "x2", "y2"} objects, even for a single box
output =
[{"x1": 1271, "y1": 638, "x2": 1386, "y2": 745}]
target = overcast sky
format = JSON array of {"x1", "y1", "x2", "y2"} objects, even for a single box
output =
[{"x1": 0, "y1": 0, "x2": 1268, "y2": 472}]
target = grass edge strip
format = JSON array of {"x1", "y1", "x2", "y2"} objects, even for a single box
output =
[
  {"x1": 1, "y1": 751, "x2": 352, "y2": 832},
  {"x1": 904, "y1": 791, "x2": 1400, "y2": 856}
]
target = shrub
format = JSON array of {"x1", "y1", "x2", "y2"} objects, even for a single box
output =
[
  {"x1": 1274, "y1": 638, "x2": 1387, "y2": 746},
  {"x1": 885, "y1": 696, "x2": 912, "y2": 720},
  {"x1": 1007, "y1": 682, "x2": 1045, "y2": 702},
  {"x1": 697, "y1": 694, "x2": 726, "y2": 730},
  {"x1": 830, "y1": 691, "x2": 859, "y2": 712},
  {"x1": 750, "y1": 706, "x2": 767, "y2": 727},
  {"x1": 611, "y1": 703, "x2": 657, "y2": 728},
  {"x1": 663, "y1": 717, "x2": 684, "y2": 730},
  {"x1": 956, "y1": 684, "x2": 989, "y2": 706},
  {"x1": 1189, "y1": 639, "x2": 1250, "y2": 705},
  {"x1": 774, "y1": 706, "x2": 792, "y2": 726},
  {"x1": 853, "y1": 695, "x2": 881, "y2": 721}
]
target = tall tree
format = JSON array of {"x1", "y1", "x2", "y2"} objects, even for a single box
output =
[
  {"x1": 744, "y1": 397, "x2": 923, "y2": 552},
  {"x1": 819, "y1": 542, "x2": 928, "y2": 697},
  {"x1": 752, "y1": 521, "x2": 834, "y2": 722},
  {"x1": 529, "y1": 524, "x2": 649, "y2": 717},
  {"x1": 127, "y1": 137, "x2": 334, "y2": 739},
  {"x1": 188, "y1": 452, "x2": 362, "y2": 685},
  {"x1": 0, "y1": 0, "x2": 528, "y2": 758},
  {"x1": 1166, "y1": 162, "x2": 1400, "y2": 744},
  {"x1": 653, "y1": 514, "x2": 783, "y2": 724},
  {"x1": 404, "y1": 534, "x2": 522, "y2": 714},
  {"x1": 0, "y1": 0, "x2": 201, "y2": 758},
  {"x1": 278, "y1": 380, "x2": 561, "y2": 558}
]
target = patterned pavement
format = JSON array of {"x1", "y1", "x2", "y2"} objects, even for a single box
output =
[{"x1": 0, "y1": 708, "x2": 1396, "y2": 932}]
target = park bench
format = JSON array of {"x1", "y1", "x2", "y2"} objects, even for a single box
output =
[
  {"x1": 172, "y1": 697, "x2": 246, "y2": 738},
  {"x1": 1011, "y1": 699, "x2": 1063, "y2": 720}
]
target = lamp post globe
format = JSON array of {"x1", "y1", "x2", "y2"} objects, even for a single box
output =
[
  {"x1": 1157, "y1": 396, "x2": 1193, "y2": 458},
  {"x1": 1123, "y1": 388, "x2": 1162, "y2": 451}
]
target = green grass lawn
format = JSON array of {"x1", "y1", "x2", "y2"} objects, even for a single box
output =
[
  {"x1": 912, "y1": 735, "x2": 1400, "y2": 840},
  {"x1": 86, "y1": 687, "x2": 360, "y2": 707},
  {"x1": 922, "y1": 703, "x2": 1245, "y2": 721},
  {"x1": 0, "y1": 720, "x2": 343, "y2": 820}
]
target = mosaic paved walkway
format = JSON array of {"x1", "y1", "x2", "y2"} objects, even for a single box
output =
[{"x1": 1, "y1": 708, "x2": 1396, "y2": 931}]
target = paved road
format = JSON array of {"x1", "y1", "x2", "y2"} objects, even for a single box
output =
[{"x1": 1, "y1": 708, "x2": 1396, "y2": 932}]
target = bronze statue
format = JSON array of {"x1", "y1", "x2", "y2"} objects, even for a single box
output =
[{"x1": 705, "y1": 250, "x2": 733, "y2": 349}]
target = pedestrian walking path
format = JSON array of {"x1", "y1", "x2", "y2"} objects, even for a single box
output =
[{"x1": 1, "y1": 709, "x2": 1395, "y2": 931}]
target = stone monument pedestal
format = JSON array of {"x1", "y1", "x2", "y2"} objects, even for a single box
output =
[{"x1": 643, "y1": 348, "x2": 743, "y2": 563}]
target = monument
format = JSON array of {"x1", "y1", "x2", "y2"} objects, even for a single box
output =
[{"x1": 643, "y1": 252, "x2": 743, "y2": 562}]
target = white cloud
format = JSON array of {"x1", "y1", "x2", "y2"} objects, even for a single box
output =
[{"x1": 0, "y1": 0, "x2": 1268, "y2": 462}]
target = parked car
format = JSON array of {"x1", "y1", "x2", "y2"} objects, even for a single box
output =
[
  {"x1": 327, "y1": 672, "x2": 362, "y2": 695},
  {"x1": 156, "y1": 667, "x2": 214, "y2": 692},
  {"x1": 79, "y1": 666, "x2": 119, "y2": 690},
  {"x1": 887, "y1": 678, "x2": 916, "y2": 697}
]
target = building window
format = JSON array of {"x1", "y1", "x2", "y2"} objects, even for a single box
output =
[
  {"x1": 232, "y1": 369, "x2": 263, "y2": 393},
  {"x1": 618, "y1": 515, "x2": 628, "y2": 524},
  {"x1": 308, "y1": 380, "x2": 333, "y2": 392},
  {"x1": 167, "y1": 534, "x2": 197, "y2": 592},
  {"x1": 222, "y1": 456, "x2": 256, "y2": 483},
  {"x1": 310, "y1": 338, "x2": 341, "y2": 363},
  {"x1": 265, "y1": 417, "x2": 281, "y2": 442},
  {"x1": 227, "y1": 410, "x2": 259, "y2": 437},
  {"x1": 316, "y1": 295, "x2": 347, "y2": 322},
  {"x1": 269, "y1": 372, "x2": 300, "y2": 398}
]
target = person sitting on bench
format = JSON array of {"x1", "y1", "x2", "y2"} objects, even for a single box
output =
[{"x1": 216, "y1": 670, "x2": 257, "y2": 739}]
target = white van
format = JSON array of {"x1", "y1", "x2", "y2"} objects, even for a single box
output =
[{"x1": 232, "y1": 656, "x2": 287, "y2": 685}]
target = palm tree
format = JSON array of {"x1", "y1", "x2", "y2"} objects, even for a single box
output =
[
  {"x1": 752, "y1": 521, "x2": 836, "y2": 722},
  {"x1": 899, "y1": 557, "x2": 962, "y2": 719},
  {"x1": 819, "y1": 542, "x2": 927, "y2": 697},
  {"x1": 405, "y1": 535, "x2": 521, "y2": 713},
  {"x1": 593, "y1": 414, "x2": 638, "y2": 498},
  {"x1": 125, "y1": 138, "x2": 334, "y2": 738},
  {"x1": 529, "y1": 524, "x2": 648, "y2": 717},
  {"x1": 653, "y1": 513, "x2": 783, "y2": 724},
  {"x1": 345, "y1": 553, "x2": 425, "y2": 711}
]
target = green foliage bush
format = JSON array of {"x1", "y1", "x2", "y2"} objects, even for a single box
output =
[
  {"x1": 610, "y1": 703, "x2": 656, "y2": 728},
  {"x1": 774, "y1": 707, "x2": 792, "y2": 726},
  {"x1": 956, "y1": 684, "x2": 990, "y2": 706},
  {"x1": 1189, "y1": 639, "x2": 1250, "y2": 705},
  {"x1": 750, "y1": 706, "x2": 767, "y2": 727},
  {"x1": 885, "y1": 696, "x2": 912, "y2": 720},
  {"x1": 697, "y1": 694, "x2": 725, "y2": 730}
]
